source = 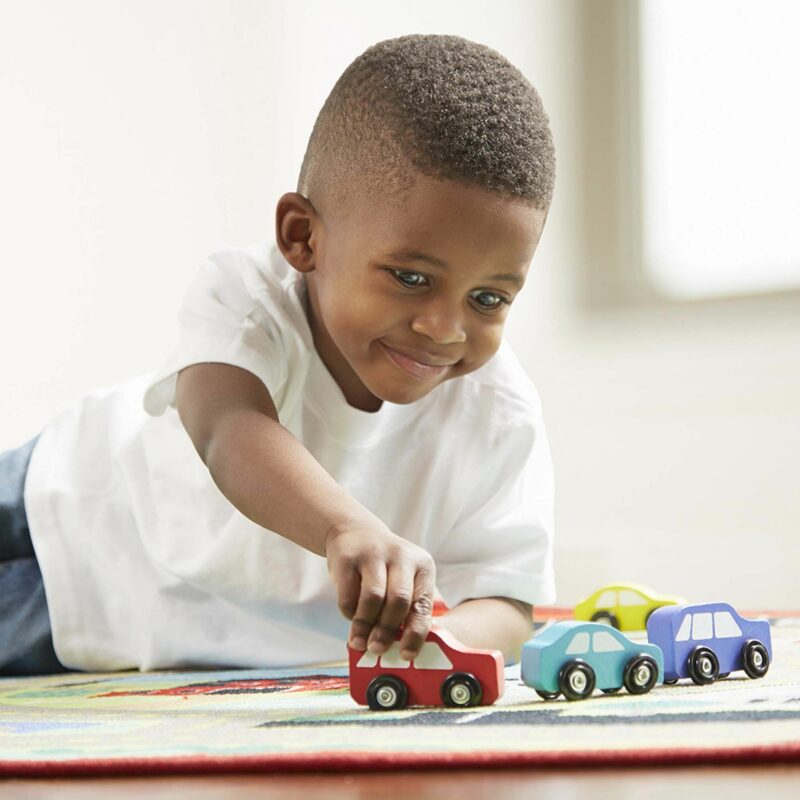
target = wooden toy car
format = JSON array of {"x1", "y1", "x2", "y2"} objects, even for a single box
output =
[
  {"x1": 521, "y1": 620, "x2": 664, "y2": 701},
  {"x1": 348, "y1": 625, "x2": 504, "y2": 711},
  {"x1": 573, "y1": 582, "x2": 684, "y2": 631},
  {"x1": 646, "y1": 601, "x2": 772, "y2": 685}
]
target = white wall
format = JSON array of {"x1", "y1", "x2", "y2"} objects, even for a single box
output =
[{"x1": 2, "y1": 1, "x2": 798, "y2": 608}]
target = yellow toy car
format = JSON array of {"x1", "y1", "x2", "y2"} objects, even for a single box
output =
[{"x1": 573, "y1": 583, "x2": 684, "y2": 631}]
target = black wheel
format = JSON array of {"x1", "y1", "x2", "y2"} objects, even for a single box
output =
[
  {"x1": 664, "y1": 677, "x2": 679, "y2": 685},
  {"x1": 591, "y1": 611, "x2": 619, "y2": 629},
  {"x1": 623, "y1": 654, "x2": 659, "y2": 695},
  {"x1": 441, "y1": 672, "x2": 482, "y2": 708},
  {"x1": 366, "y1": 675, "x2": 408, "y2": 711},
  {"x1": 718, "y1": 672, "x2": 730, "y2": 679},
  {"x1": 601, "y1": 687, "x2": 621, "y2": 694},
  {"x1": 558, "y1": 659, "x2": 596, "y2": 701},
  {"x1": 535, "y1": 689, "x2": 561, "y2": 701},
  {"x1": 688, "y1": 646, "x2": 720, "y2": 685},
  {"x1": 742, "y1": 640, "x2": 770, "y2": 679}
]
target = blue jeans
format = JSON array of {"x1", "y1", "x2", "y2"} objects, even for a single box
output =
[{"x1": 0, "y1": 436, "x2": 68, "y2": 675}]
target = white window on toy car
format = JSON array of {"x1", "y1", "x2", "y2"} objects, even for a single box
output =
[
  {"x1": 713, "y1": 611, "x2": 743, "y2": 639},
  {"x1": 565, "y1": 632, "x2": 591, "y2": 655},
  {"x1": 356, "y1": 643, "x2": 412, "y2": 669},
  {"x1": 593, "y1": 631, "x2": 625, "y2": 653},
  {"x1": 619, "y1": 590, "x2": 644, "y2": 606},
  {"x1": 597, "y1": 591, "x2": 616, "y2": 608},
  {"x1": 692, "y1": 612, "x2": 713, "y2": 640},
  {"x1": 676, "y1": 614, "x2": 692, "y2": 642},
  {"x1": 410, "y1": 642, "x2": 453, "y2": 671},
  {"x1": 379, "y1": 643, "x2": 415, "y2": 669}
]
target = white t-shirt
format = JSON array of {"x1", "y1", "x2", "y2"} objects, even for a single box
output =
[{"x1": 25, "y1": 241, "x2": 556, "y2": 672}]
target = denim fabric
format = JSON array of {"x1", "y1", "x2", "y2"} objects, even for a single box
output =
[{"x1": 0, "y1": 436, "x2": 68, "y2": 675}]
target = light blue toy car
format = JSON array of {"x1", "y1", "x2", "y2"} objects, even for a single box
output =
[{"x1": 521, "y1": 621, "x2": 664, "y2": 701}]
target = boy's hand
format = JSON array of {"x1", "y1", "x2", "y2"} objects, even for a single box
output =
[{"x1": 325, "y1": 520, "x2": 436, "y2": 661}]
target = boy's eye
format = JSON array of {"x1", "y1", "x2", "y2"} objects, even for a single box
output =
[
  {"x1": 469, "y1": 290, "x2": 508, "y2": 310},
  {"x1": 391, "y1": 269, "x2": 429, "y2": 288}
]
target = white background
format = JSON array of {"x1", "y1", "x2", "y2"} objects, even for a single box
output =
[{"x1": 2, "y1": 0, "x2": 798, "y2": 609}]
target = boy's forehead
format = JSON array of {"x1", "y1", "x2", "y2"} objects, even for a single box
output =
[{"x1": 371, "y1": 185, "x2": 544, "y2": 267}]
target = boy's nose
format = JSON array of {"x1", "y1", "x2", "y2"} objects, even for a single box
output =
[{"x1": 410, "y1": 304, "x2": 467, "y2": 345}]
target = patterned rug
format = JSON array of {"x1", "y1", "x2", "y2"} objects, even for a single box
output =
[{"x1": 1, "y1": 609, "x2": 799, "y2": 776}]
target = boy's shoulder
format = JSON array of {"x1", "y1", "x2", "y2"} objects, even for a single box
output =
[
  {"x1": 202, "y1": 240, "x2": 298, "y2": 297},
  {"x1": 192, "y1": 241, "x2": 310, "y2": 342}
]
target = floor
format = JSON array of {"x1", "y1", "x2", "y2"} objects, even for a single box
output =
[{"x1": 3, "y1": 765, "x2": 800, "y2": 799}]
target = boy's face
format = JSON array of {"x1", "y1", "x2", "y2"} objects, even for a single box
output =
[{"x1": 279, "y1": 175, "x2": 547, "y2": 410}]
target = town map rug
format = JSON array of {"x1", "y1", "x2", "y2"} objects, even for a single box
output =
[{"x1": 1, "y1": 609, "x2": 799, "y2": 777}]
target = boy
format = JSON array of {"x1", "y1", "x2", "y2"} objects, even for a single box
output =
[{"x1": 0, "y1": 34, "x2": 556, "y2": 675}]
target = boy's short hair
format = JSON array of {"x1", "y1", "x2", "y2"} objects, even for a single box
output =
[{"x1": 297, "y1": 34, "x2": 555, "y2": 213}]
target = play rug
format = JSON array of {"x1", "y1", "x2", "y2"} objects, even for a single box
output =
[{"x1": 1, "y1": 610, "x2": 799, "y2": 777}]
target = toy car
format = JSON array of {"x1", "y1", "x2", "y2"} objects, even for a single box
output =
[
  {"x1": 573, "y1": 582, "x2": 684, "y2": 631},
  {"x1": 348, "y1": 625, "x2": 504, "y2": 711},
  {"x1": 521, "y1": 620, "x2": 664, "y2": 701},
  {"x1": 646, "y1": 601, "x2": 772, "y2": 685}
]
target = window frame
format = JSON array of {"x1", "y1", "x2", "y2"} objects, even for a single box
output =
[{"x1": 576, "y1": 0, "x2": 800, "y2": 311}]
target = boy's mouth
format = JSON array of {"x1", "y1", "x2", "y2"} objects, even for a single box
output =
[{"x1": 379, "y1": 342, "x2": 457, "y2": 380}]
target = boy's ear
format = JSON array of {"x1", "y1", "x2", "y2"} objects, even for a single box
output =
[{"x1": 275, "y1": 192, "x2": 318, "y2": 273}]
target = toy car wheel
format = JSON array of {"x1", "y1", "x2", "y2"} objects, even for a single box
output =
[
  {"x1": 591, "y1": 611, "x2": 619, "y2": 629},
  {"x1": 664, "y1": 678, "x2": 678, "y2": 685},
  {"x1": 441, "y1": 672, "x2": 482, "y2": 708},
  {"x1": 623, "y1": 654, "x2": 659, "y2": 695},
  {"x1": 366, "y1": 675, "x2": 409, "y2": 711},
  {"x1": 742, "y1": 640, "x2": 770, "y2": 679},
  {"x1": 558, "y1": 659, "x2": 596, "y2": 701},
  {"x1": 688, "y1": 646, "x2": 720, "y2": 685},
  {"x1": 718, "y1": 672, "x2": 730, "y2": 679},
  {"x1": 535, "y1": 689, "x2": 561, "y2": 701},
  {"x1": 601, "y1": 687, "x2": 621, "y2": 694}
]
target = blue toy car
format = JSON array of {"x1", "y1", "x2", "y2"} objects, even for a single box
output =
[
  {"x1": 521, "y1": 621, "x2": 664, "y2": 701},
  {"x1": 646, "y1": 602, "x2": 772, "y2": 685}
]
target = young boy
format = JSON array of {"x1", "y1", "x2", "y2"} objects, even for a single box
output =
[{"x1": 0, "y1": 34, "x2": 556, "y2": 675}]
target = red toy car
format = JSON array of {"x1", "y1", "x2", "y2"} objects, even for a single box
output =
[{"x1": 348, "y1": 625, "x2": 504, "y2": 710}]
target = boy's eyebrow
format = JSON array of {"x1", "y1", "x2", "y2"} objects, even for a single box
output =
[{"x1": 384, "y1": 249, "x2": 524, "y2": 287}]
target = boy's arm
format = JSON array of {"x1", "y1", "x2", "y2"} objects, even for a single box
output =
[
  {"x1": 175, "y1": 362, "x2": 435, "y2": 659},
  {"x1": 436, "y1": 597, "x2": 534, "y2": 663}
]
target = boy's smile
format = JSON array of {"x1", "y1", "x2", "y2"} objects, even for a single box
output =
[{"x1": 277, "y1": 174, "x2": 547, "y2": 411}]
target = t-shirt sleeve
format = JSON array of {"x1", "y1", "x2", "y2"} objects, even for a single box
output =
[
  {"x1": 143, "y1": 251, "x2": 289, "y2": 415},
  {"x1": 433, "y1": 413, "x2": 556, "y2": 609}
]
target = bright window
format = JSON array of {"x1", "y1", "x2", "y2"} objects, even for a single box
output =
[
  {"x1": 377, "y1": 644, "x2": 412, "y2": 669},
  {"x1": 593, "y1": 632, "x2": 625, "y2": 653},
  {"x1": 412, "y1": 642, "x2": 453, "y2": 671},
  {"x1": 619, "y1": 590, "x2": 644, "y2": 607},
  {"x1": 566, "y1": 632, "x2": 591, "y2": 655},
  {"x1": 356, "y1": 651, "x2": 379, "y2": 668},
  {"x1": 596, "y1": 591, "x2": 617, "y2": 608},
  {"x1": 692, "y1": 613, "x2": 714, "y2": 641},
  {"x1": 714, "y1": 611, "x2": 743, "y2": 639},
  {"x1": 639, "y1": 0, "x2": 800, "y2": 299}
]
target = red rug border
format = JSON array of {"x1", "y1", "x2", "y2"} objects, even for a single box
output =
[{"x1": 2, "y1": 742, "x2": 799, "y2": 778}]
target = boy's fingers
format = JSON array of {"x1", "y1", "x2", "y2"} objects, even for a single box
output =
[
  {"x1": 368, "y1": 563, "x2": 415, "y2": 653},
  {"x1": 399, "y1": 568, "x2": 436, "y2": 659},
  {"x1": 333, "y1": 561, "x2": 361, "y2": 622},
  {"x1": 347, "y1": 562, "x2": 387, "y2": 651}
]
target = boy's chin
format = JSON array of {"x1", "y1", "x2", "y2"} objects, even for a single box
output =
[{"x1": 370, "y1": 376, "x2": 443, "y2": 405}]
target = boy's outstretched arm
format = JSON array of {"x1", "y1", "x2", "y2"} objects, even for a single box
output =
[
  {"x1": 175, "y1": 362, "x2": 435, "y2": 660},
  {"x1": 437, "y1": 597, "x2": 534, "y2": 663}
]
